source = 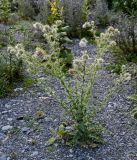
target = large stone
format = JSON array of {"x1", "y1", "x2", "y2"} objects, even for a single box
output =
[
  {"x1": 0, "y1": 154, "x2": 7, "y2": 160},
  {"x1": 2, "y1": 125, "x2": 13, "y2": 131}
]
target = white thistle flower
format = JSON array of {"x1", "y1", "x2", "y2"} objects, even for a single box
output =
[
  {"x1": 73, "y1": 59, "x2": 83, "y2": 70},
  {"x1": 7, "y1": 46, "x2": 14, "y2": 53},
  {"x1": 100, "y1": 33, "x2": 105, "y2": 39},
  {"x1": 97, "y1": 58, "x2": 104, "y2": 63},
  {"x1": 73, "y1": 59, "x2": 80, "y2": 66},
  {"x1": 82, "y1": 50, "x2": 89, "y2": 60},
  {"x1": 15, "y1": 44, "x2": 23, "y2": 50},
  {"x1": 114, "y1": 29, "x2": 120, "y2": 35},
  {"x1": 82, "y1": 22, "x2": 91, "y2": 29},
  {"x1": 33, "y1": 22, "x2": 42, "y2": 30},
  {"x1": 42, "y1": 25, "x2": 50, "y2": 32},
  {"x1": 109, "y1": 41, "x2": 117, "y2": 46},
  {"x1": 121, "y1": 65, "x2": 126, "y2": 71},
  {"x1": 79, "y1": 38, "x2": 88, "y2": 48},
  {"x1": 55, "y1": 20, "x2": 62, "y2": 26},
  {"x1": 124, "y1": 73, "x2": 132, "y2": 81},
  {"x1": 90, "y1": 21, "x2": 95, "y2": 26},
  {"x1": 107, "y1": 26, "x2": 115, "y2": 33}
]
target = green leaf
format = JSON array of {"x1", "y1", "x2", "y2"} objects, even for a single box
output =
[
  {"x1": 47, "y1": 137, "x2": 56, "y2": 146},
  {"x1": 128, "y1": 95, "x2": 137, "y2": 103}
]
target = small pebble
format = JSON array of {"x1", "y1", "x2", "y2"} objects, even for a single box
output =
[
  {"x1": 31, "y1": 151, "x2": 38, "y2": 157},
  {"x1": 2, "y1": 125, "x2": 13, "y2": 131}
]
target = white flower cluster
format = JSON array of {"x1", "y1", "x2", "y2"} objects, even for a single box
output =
[
  {"x1": 123, "y1": 73, "x2": 132, "y2": 81},
  {"x1": 73, "y1": 58, "x2": 83, "y2": 70},
  {"x1": 33, "y1": 22, "x2": 43, "y2": 31},
  {"x1": 73, "y1": 51, "x2": 89, "y2": 71},
  {"x1": 107, "y1": 27, "x2": 120, "y2": 35},
  {"x1": 97, "y1": 58, "x2": 104, "y2": 63},
  {"x1": 82, "y1": 21, "x2": 95, "y2": 29},
  {"x1": 33, "y1": 47, "x2": 44, "y2": 59},
  {"x1": 81, "y1": 50, "x2": 89, "y2": 60},
  {"x1": 79, "y1": 38, "x2": 88, "y2": 48},
  {"x1": 33, "y1": 20, "x2": 63, "y2": 33},
  {"x1": 55, "y1": 20, "x2": 63, "y2": 27},
  {"x1": 96, "y1": 26, "x2": 120, "y2": 50},
  {"x1": 109, "y1": 41, "x2": 117, "y2": 47},
  {"x1": 7, "y1": 44, "x2": 25, "y2": 59}
]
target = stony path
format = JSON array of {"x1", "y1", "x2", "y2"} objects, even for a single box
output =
[{"x1": 0, "y1": 40, "x2": 137, "y2": 160}]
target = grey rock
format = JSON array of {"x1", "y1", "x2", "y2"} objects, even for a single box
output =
[
  {"x1": 69, "y1": 149, "x2": 73, "y2": 153},
  {"x1": 2, "y1": 125, "x2": 13, "y2": 131},
  {"x1": 21, "y1": 127, "x2": 32, "y2": 135},
  {"x1": 0, "y1": 155, "x2": 7, "y2": 160},
  {"x1": 14, "y1": 88, "x2": 23, "y2": 92},
  {"x1": 69, "y1": 154, "x2": 73, "y2": 157},
  {"x1": 7, "y1": 118, "x2": 13, "y2": 122},
  {"x1": 4, "y1": 104, "x2": 10, "y2": 108},
  {"x1": 65, "y1": 126, "x2": 72, "y2": 131},
  {"x1": 0, "y1": 132, "x2": 5, "y2": 140},
  {"x1": 1, "y1": 111, "x2": 9, "y2": 115},
  {"x1": 31, "y1": 151, "x2": 38, "y2": 157}
]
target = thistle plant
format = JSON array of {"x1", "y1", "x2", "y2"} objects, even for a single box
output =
[
  {"x1": 10, "y1": 21, "x2": 130, "y2": 146},
  {"x1": 40, "y1": 23, "x2": 124, "y2": 146},
  {"x1": 0, "y1": 44, "x2": 23, "y2": 97}
]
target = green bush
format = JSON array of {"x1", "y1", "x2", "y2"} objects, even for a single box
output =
[
  {"x1": 112, "y1": 14, "x2": 137, "y2": 60},
  {"x1": 0, "y1": 46, "x2": 23, "y2": 97},
  {"x1": 106, "y1": 1, "x2": 137, "y2": 70},
  {"x1": 107, "y1": 0, "x2": 137, "y2": 16},
  {"x1": 17, "y1": 0, "x2": 36, "y2": 19},
  {"x1": 113, "y1": 0, "x2": 137, "y2": 16}
]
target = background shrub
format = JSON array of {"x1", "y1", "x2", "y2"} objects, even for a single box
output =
[
  {"x1": 17, "y1": 0, "x2": 36, "y2": 19},
  {"x1": 112, "y1": 14, "x2": 137, "y2": 61},
  {"x1": 0, "y1": 47, "x2": 23, "y2": 97}
]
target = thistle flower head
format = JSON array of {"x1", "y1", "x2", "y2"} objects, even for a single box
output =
[
  {"x1": 97, "y1": 58, "x2": 104, "y2": 63},
  {"x1": 33, "y1": 48, "x2": 44, "y2": 59},
  {"x1": 79, "y1": 38, "x2": 88, "y2": 48},
  {"x1": 15, "y1": 44, "x2": 24, "y2": 50},
  {"x1": 33, "y1": 22, "x2": 43, "y2": 30},
  {"x1": 55, "y1": 20, "x2": 63, "y2": 27},
  {"x1": 73, "y1": 59, "x2": 81, "y2": 66},
  {"x1": 82, "y1": 22, "x2": 91, "y2": 28},
  {"x1": 42, "y1": 25, "x2": 50, "y2": 32},
  {"x1": 68, "y1": 68, "x2": 76, "y2": 76},
  {"x1": 123, "y1": 72, "x2": 132, "y2": 81},
  {"x1": 109, "y1": 41, "x2": 117, "y2": 47},
  {"x1": 107, "y1": 26, "x2": 115, "y2": 33},
  {"x1": 100, "y1": 33, "x2": 105, "y2": 39},
  {"x1": 82, "y1": 50, "x2": 89, "y2": 60},
  {"x1": 121, "y1": 65, "x2": 126, "y2": 71},
  {"x1": 7, "y1": 46, "x2": 14, "y2": 53},
  {"x1": 114, "y1": 28, "x2": 120, "y2": 35},
  {"x1": 91, "y1": 21, "x2": 95, "y2": 26}
]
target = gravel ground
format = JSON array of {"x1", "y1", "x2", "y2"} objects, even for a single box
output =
[{"x1": 0, "y1": 40, "x2": 137, "y2": 160}]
